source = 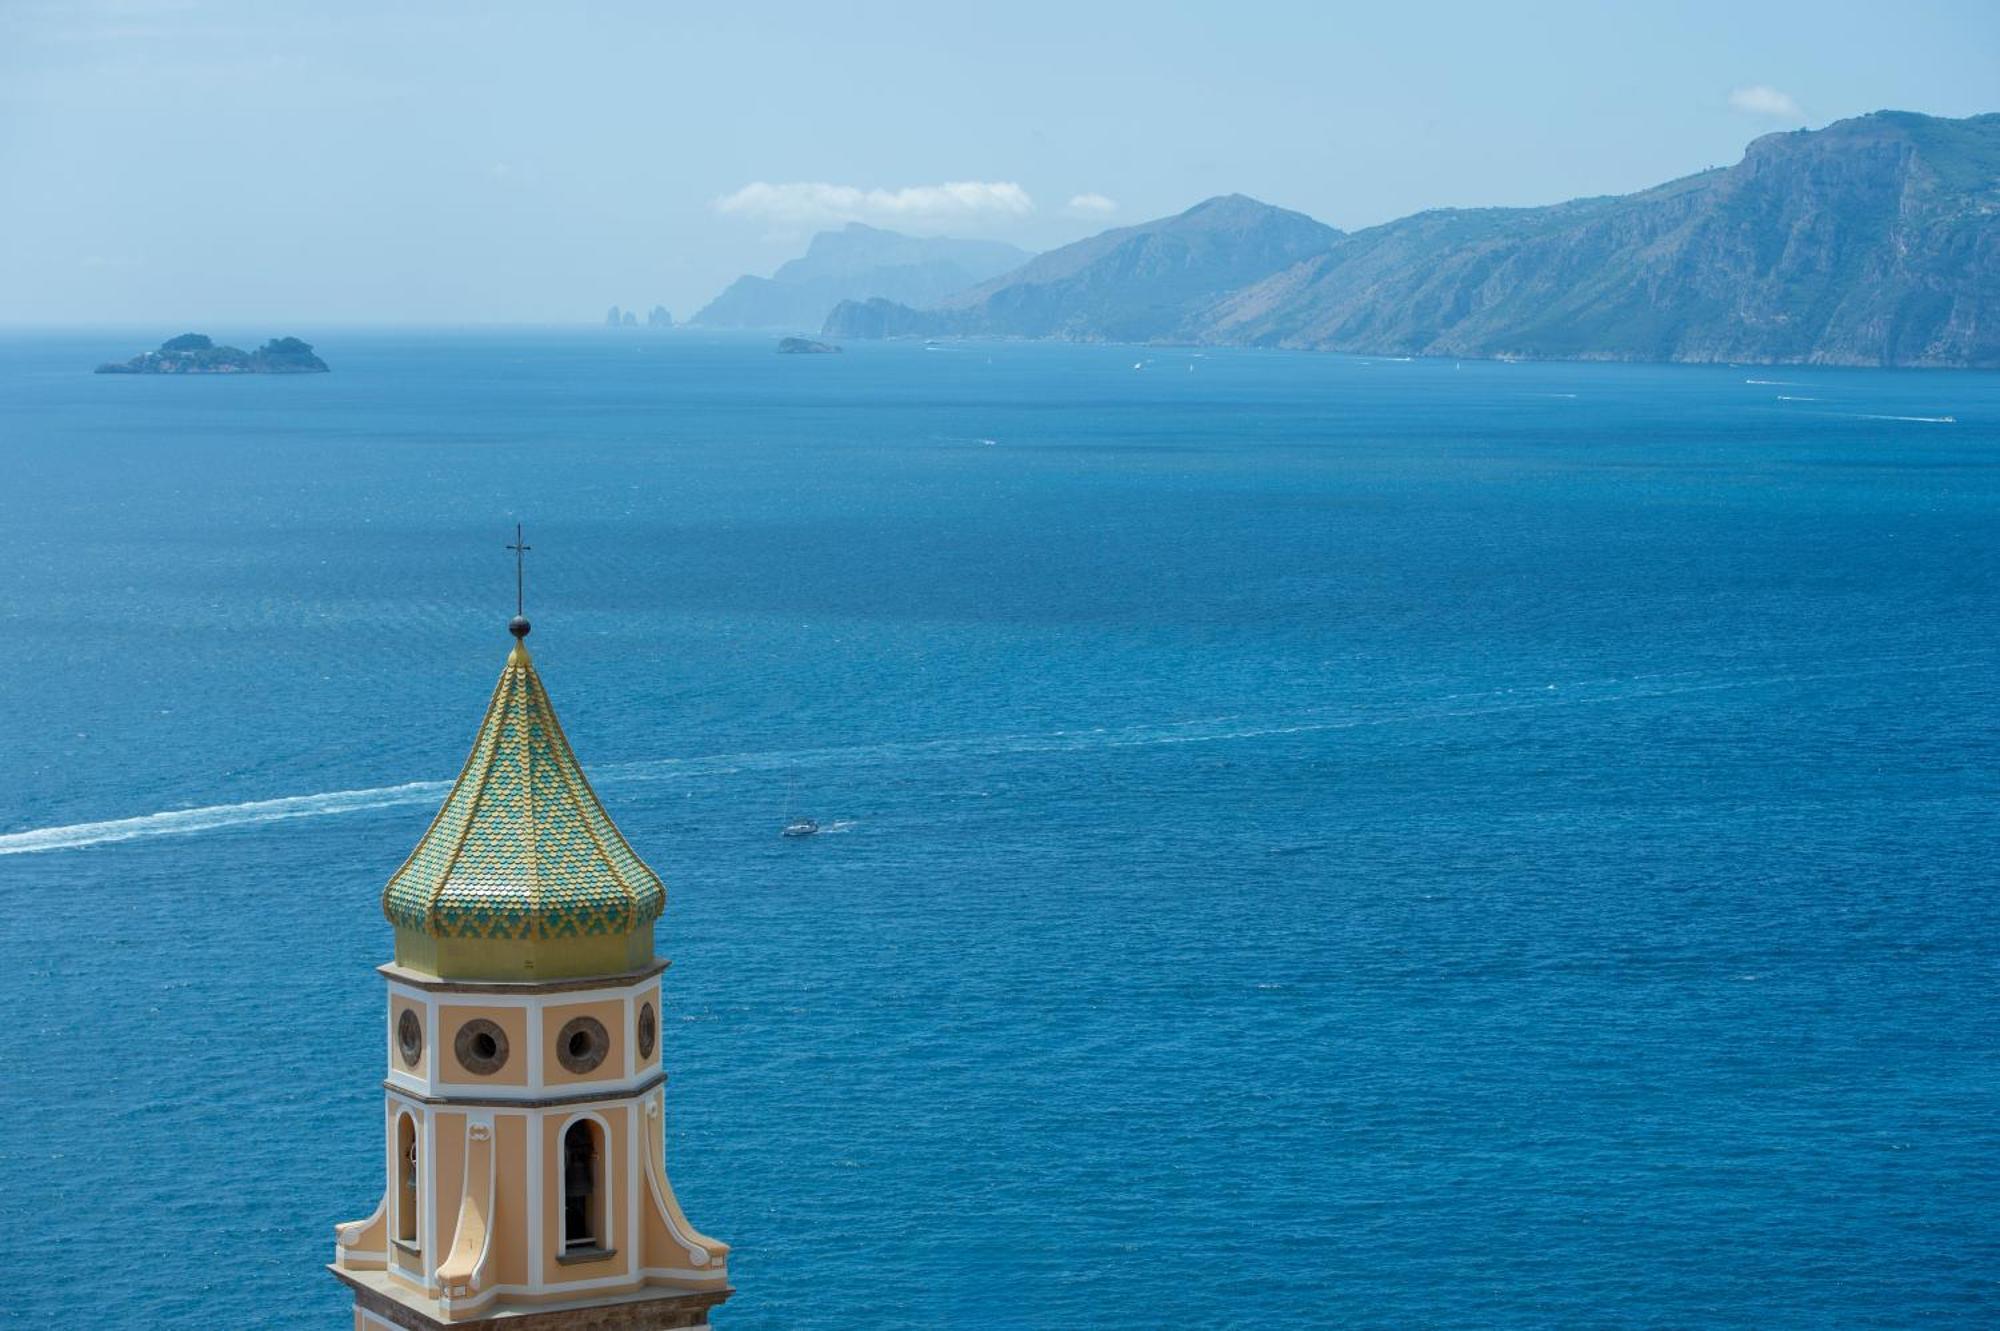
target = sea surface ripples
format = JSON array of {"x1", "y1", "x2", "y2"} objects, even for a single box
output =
[{"x1": 1, "y1": 332, "x2": 1995, "y2": 1329}]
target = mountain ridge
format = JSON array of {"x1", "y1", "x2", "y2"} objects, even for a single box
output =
[
  {"x1": 825, "y1": 112, "x2": 1999, "y2": 368},
  {"x1": 824, "y1": 195, "x2": 1341, "y2": 343}
]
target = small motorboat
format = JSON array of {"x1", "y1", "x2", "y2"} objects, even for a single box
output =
[{"x1": 781, "y1": 816, "x2": 820, "y2": 838}]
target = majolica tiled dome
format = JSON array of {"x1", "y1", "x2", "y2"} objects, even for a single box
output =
[{"x1": 382, "y1": 636, "x2": 665, "y2": 941}]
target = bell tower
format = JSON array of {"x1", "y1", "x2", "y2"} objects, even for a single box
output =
[{"x1": 331, "y1": 606, "x2": 732, "y2": 1329}]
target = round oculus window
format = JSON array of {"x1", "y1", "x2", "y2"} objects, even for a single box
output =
[
  {"x1": 556, "y1": 1015, "x2": 610, "y2": 1074},
  {"x1": 396, "y1": 1009, "x2": 423, "y2": 1067},
  {"x1": 637, "y1": 1002, "x2": 658, "y2": 1060},
  {"x1": 454, "y1": 1018, "x2": 510, "y2": 1076}
]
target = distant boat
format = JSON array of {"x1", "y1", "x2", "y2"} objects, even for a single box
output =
[{"x1": 781, "y1": 776, "x2": 819, "y2": 837}]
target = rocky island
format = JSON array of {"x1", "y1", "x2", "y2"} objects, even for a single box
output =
[
  {"x1": 96, "y1": 333, "x2": 330, "y2": 374},
  {"x1": 777, "y1": 337, "x2": 840, "y2": 354}
]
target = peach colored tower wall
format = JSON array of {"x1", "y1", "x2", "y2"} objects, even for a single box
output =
[{"x1": 335, "y1": 963, "x2": 730, "y2": 1325}]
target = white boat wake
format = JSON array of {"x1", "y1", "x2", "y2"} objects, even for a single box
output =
[
  {"x1": 0, "y1": 781, "x2": 447, "y2": 856},
  {"x1": 0, "y1": 656, "x2": 1982, "y2": 857}
]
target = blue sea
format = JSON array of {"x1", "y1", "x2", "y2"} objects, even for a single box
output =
[{"x1": 1, "y1": 330, "x2": 1995, "y2": 1329}]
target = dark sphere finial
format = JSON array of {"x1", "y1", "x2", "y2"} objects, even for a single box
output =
[{"x1": 509, "y1": 615, "x2": 532, "y2": 639}]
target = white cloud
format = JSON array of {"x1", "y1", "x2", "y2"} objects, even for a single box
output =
[
  {"x1": 1066, "y1": 192, "x2": 1118, "y2": 217},
  {"x1": 714, "y1": 180, "x2": 1035, "y2": 228},
  {"x1": 1728, "y1": 85, "x2": 1803, "y2": 120}
]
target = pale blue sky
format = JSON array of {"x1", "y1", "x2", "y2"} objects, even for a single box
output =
[{"x1": 2, "y1": 0, "x2": 1993, "y2": 324}]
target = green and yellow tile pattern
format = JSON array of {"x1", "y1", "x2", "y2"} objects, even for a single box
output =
[{"x1": 382, "y1": 638, "x2": 666, "y2": 939}]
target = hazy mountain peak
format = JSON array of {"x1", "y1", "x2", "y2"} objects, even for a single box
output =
[
  {"x1": 1176, "y1": 193, "x2": 1289, "y2": 221},
  {"x1": 692, "y1": 227, "x2": 1033, "y2": 330}
]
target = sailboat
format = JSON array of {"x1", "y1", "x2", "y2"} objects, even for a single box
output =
[{"x1": 781, "y1": 776, "x2": 819, "y2": 838}]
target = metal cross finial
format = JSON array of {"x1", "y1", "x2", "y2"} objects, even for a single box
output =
[
  {"x1": 506, "y1": 523, "x2": 531, "y2": 614},
  {"x1": 506, "y1": 524, "x2": 532, "y2": 637}
]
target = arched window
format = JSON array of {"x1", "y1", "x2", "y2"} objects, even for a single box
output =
[
  {"x1": 396, "y1": 1112, "x2": 420, "y2": 1248},
  {"x1": 561, "y1": 1119, "x2": 605, "y2": 1252}
]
